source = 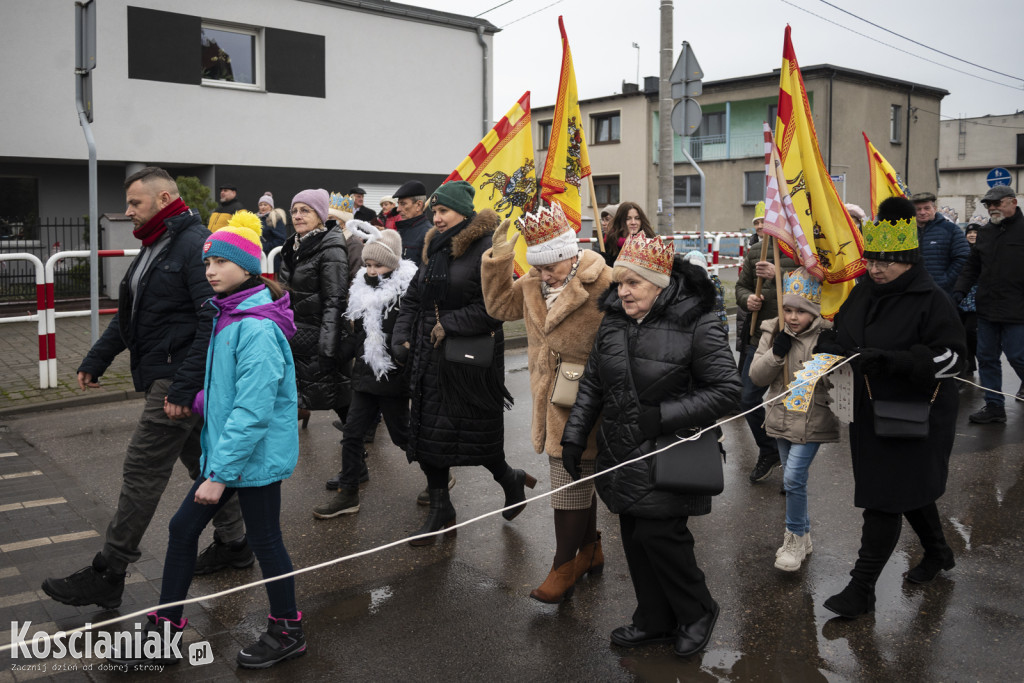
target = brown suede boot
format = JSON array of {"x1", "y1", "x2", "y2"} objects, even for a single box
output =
[
  {"x1": 530, "y1": 559, "x2": 576, "y2": 604},
  {"x1": 573, "y1": 533, "x2": 604, "y2": 582}
]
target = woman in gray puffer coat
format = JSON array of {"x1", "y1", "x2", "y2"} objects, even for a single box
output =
[{"x1": 561, "y1": 234, "x2": 741, "y2": 659}]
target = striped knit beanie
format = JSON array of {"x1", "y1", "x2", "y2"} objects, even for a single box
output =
[{"x1": 202, "y1": 210, "x2": 263, "y2": 274}]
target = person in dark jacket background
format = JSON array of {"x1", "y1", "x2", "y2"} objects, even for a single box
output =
[
  {"x1": 561, "y1": 233, "x2": 741, "y2": 658},
  {"x1": 911, "y1": 191, "x2": 969, "y2": 296},
  {"x1": 735, "y1": 212, "x2": 798, "y2": 484},
  {"x1": 953, "y1": 185, "x2": 1024, "y2": 423},
  {"x1": 348, "y1": 186, "x2": 379, "y2": 224},
  {"x1": 314, "y1": 225, "x2": 416, "y2": 519},
  {"x1": 393, "y1": 180, "x2": 432, "y2": 268},
  {"x1": 819, "y1": 196, "x2": 965, "y2": 620},
  {"x1": 43, "y1": 166, "x2": 249, "y2": 610},
  {"x1": 278, "y1": 188, "x2": 351, "y2": 428},
  {"x1": 392, "y1": 181, "x2": 534, "y2": 545},
  {"x1": 209, "y1": 182, "x2": 246, "y2": 231}
]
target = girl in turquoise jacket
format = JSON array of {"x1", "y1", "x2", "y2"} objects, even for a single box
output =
[{"x1": 114, "y1": 212, "x2": 306, "y2": 670}]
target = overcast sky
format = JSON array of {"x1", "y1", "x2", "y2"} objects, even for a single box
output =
[{"x1": 413, "y1": 0, "x2": 1024, "y2": 122}]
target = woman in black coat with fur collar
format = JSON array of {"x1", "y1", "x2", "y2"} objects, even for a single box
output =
[
  {"x1": 561, "y1": 235, "x2": 741, "y2": 658},
  {"x1": 392, "y1": 181, "x2": 535, "y2": 546}
]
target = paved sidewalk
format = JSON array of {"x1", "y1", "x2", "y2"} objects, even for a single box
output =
[{"x1": 0, "y1": 316, "x2": 139, "y2": 415}]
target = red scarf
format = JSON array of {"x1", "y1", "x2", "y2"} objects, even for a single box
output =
[{"x1": 133, "y1": 197, "x2": 189, "y2": 246}]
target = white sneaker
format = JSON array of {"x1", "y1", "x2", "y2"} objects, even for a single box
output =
[{"x1": 775, "y1": 530, "x2": 809, "y2": 571}]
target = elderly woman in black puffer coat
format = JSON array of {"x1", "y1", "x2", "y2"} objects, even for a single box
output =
[
  {"x1": 392, "y1": 181, "x2": 534, "y2": 546},
  {"x1": 561, "y1": 233, "x2": 741, "y2": 659},
  {"x1": 278, "y1": 188, "x2": 350, "y2": 428}
]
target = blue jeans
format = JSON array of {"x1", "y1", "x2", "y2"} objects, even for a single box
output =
[
  {"x1": 976, "y1": 318, "x2": 1024, "y2": 407},
  {"x1": 777, "y1": 439, "x2": 821, "y2": 536},
  {"x1": 157, "y1": 479, "x2": 296, "y2": 623},
  {"x1": 742, "y1": 345, "x2": 778, "y2": 458}
]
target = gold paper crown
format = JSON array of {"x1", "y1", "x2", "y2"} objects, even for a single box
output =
[
  {"x1": 617, "y1": 233, "x2": 674, "y2": 276},
  {"x1": 515, "y1": 203, "x2": 572, "y2": 247},
  {"x1": 329, "y1": 192, "x2": 355, "y2": 214},
  {"x1": 783, "y1": 267, "x2": 821, "y2": 304},
  {"x1": 863, "y1": 218, "x2": 918, "y2": 254}
]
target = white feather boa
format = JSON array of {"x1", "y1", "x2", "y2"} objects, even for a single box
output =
[{"x1": 344, "y1": 260, "x2": 418, "y2": 380}]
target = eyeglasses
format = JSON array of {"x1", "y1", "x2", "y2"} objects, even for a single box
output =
[
  {"x1": 981, "y1": 198, "x2": 1011, "y2": 208},
  {"x1": 291, "y1": 206, "x2": 314, "y2": 216},
  {"x1": 864, "y1": 260, "x2": 897, "y2": 271}
]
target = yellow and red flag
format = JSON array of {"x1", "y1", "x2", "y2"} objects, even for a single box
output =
[
  {"x1": 445, "y1": 91, "x2": 538, "y2": 277},
  {"x1": 862, "y1": 131, "x2": 908, "y2": 219},
  {"x1": 774, "y1": 26, "x2": 864, "y2": 318},
  {"x1": 539, "y1": 16, "x2": 591, "y2": 231}
]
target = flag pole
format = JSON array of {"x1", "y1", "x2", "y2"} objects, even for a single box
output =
[
  {"x1": 773, "y1": 237, "x2": 788, "y2": 380},
  {"x1": 749, "y1": 237, "x2": 770, "y2": 338},
  {"x1": 587, "y1": 174, "x2": 605, "y2": 252}
]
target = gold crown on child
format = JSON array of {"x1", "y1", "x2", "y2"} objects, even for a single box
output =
[
  {"x1": 515, "y1": 203, "x2": 573, "y2": 246},
  {"x1": 617, "y1": 233, "x2": 674, "y2": 276},
  {"x1": 329, "y1": 193, "x2": 355, "y2": 213}
]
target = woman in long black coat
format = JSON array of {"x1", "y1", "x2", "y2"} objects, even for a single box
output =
[
  {"x1": 820, "y1": 197, "x2": 966, "y2": 619},
  {"x1": 278, "y1": 189, "x2": 350, "y2": 427},
  {"x1": 561, "y1": 236, "x2": 741, "y2": 658},
  {"x1": 392, "y1": 181, "x2": 534, "y2": 545}
]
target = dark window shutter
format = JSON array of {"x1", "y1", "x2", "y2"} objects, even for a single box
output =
[
  {"x1": 265, "y1": 28, "x2": 325, "y2": 98},
  {"x1": 127, "y1": 6, "x2": 200, "y2": 85}
]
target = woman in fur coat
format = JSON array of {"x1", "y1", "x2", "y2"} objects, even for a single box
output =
[
  {"x1": 481, "y1": 203, "x2": 612, "y2": 603},
  {"x1": 392, "y1": 181, "x2": 535, "y2": 545},
  {"x1": 313, "y1": 221, "x2": 417, "y2": 519}
]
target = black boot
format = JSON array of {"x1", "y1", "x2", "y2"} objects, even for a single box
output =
[
  {"x1": 409, "y1": 488, "x2": 457, "y2": 546},
  {"x1": 41, "y1": 552, "x2": 126, "y2": 609},
  {"x1": 108, "y1": 612, "x2": 186, "y2": 665},
  {"x1": 904, "y1": 503, "x2": 955, "y2": 583},
  {"x1": 496, "y1": 467, "x2": 538, "y2": 521},
  {"x1": 824, "y1": 508, "x2": 901, "y2": 619}
]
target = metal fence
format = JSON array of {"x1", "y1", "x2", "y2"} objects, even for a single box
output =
[{"x1": 0, "y1": 217, "x2": 97, "y2": 302}]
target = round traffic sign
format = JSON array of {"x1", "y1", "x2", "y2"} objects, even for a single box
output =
[{"x1": 986, "y1": 167, "x2": 1012, "y2": 188}]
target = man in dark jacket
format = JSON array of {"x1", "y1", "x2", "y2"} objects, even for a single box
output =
[
  {"x1": 912, "y1": 191, "x2": 969, "y2": 296},
  {"x1": 348, "y1": 186, "x2": 379, "y2": 223},
  {"x1": 42, "y1": 167, "x2": 251, "y2": 610},
  {"x1": 735, "y1": 221, "x2": 798, "y2": 484},
  {"x1": 208, "y1": 182, "x2": 246, "y2": 231},
  {"x1": 393, "y1": 180, "x2": 432, "y2": 268},
  {"x1": 953, "y1": 185, "x2": 1024, "y2": 423}
]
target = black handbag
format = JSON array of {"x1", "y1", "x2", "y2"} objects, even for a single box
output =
[
  {"x1": 443, "y1": 333, "x2": 495, "y2": 367},
  {"x1": 649, "y1": 429, "x2": 725, "y2": 495},
  {"x1": 435, "y1": 302, "x2": 495, "y2": 367},
  {"x1": 865, "y1": 376, "x2": 938, "y2": 439}
]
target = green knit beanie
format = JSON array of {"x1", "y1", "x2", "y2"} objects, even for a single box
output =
[{"x1": 429, "y1": 180, "x2": 476, "y2": 218}]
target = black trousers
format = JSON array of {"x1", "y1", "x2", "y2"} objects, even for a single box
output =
[
  {"x1": 339, "y1": 391, "x2": 410, "y2": 489},
  {"x1": 619, "y1": 514, "x2": 714, "y2": 631},
  {"x1": 851, "y1": 502, "x2": 951, "y2": 589}
]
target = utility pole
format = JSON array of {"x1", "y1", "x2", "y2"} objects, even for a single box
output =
[
  {"x1": 657, "y1": 0, "x2": 673, "y2": 234},
  {"x1": 75, "y1": 0, "x2": 99, "y2": 343}
]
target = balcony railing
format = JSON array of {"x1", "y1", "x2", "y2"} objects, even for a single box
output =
[{"x1": 684, "y1": 132, "x2": 763, "y2": 161}]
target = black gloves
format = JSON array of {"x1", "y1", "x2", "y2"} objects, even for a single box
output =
[
  {"x1": 561, "y1": 443, "x2": 584, "y2": 481},
  {"x1": 813, "y1": 329, "x2": 847, "y2": 356},
  {"x1": 857, "y1": 348, "x2": 916, "y2": 377},
  {"x1": 952, "y1": 291, "x2": 965, "y2": 305},
  {"x1": 772, "y1": 332, "x2": 793, "y2": 359},
  {"x1": 391, "y1": 342, "x2": 410, "y2": 366},
  {"x1": 639, "y1": 405, "x2": 661, "y2": 440}
]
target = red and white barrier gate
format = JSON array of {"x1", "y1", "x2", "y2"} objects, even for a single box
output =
[{"x1": 0, "y1": 253, "x2": 48, "y2": 388}]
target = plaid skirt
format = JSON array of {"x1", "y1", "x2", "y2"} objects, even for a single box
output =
[{"x1": 548, "y1": 455, "x2": 596, "y2": 510}]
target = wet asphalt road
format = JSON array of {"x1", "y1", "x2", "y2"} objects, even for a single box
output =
[{"x1": 2, "y1": 347, "x2": 1024, "y2": 682}]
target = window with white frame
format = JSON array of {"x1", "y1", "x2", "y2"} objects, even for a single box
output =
[
  {"x1": 592, "y1": 112, "x2": 621, "y2": 143},
  {"x1": 674, "y1": 175, "x2": 702, "y2": 206},
  {"x1": 592, "y1": 176, "x2": 620, "y2": 206},
  {"x1": 744, "y1": 171, "x2": 765, "y2": 205},
  {"x1": 202, "y1": 23, "x2": 261, "y2": 89},
  {"x1": 890, "y1": 104, "x2": 903, "y2": 144}
]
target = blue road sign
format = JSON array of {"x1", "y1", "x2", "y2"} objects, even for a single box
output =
[{"x1": 987, "y1": 167, "x2": 1012, "y2": 187}]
